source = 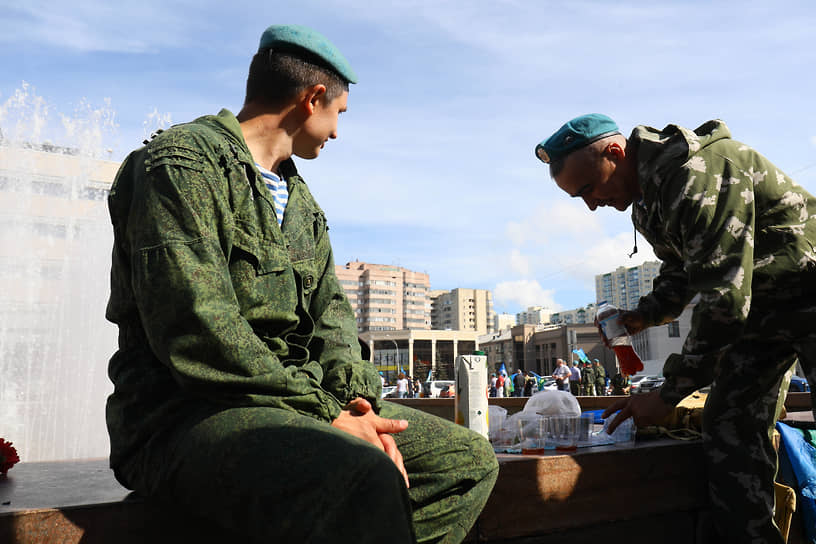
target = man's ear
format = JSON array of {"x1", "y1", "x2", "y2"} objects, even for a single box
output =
[
  {"x1": 300, "y1": 84, "x2": 327, "y2": 115},
  {"x1": 604, "y1": 141, "x2": 626, "y2": 162}
]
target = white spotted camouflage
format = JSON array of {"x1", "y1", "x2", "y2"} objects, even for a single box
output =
[{"x1": 629, "y1": 119, "x2": 816, "y2": 542}]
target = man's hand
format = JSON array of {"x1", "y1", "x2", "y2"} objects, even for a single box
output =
[
  {"x1": 602, "y1": 389, "x2": 673, "y2": 433},
  {"x1": 331, "y1": 397, "x2": 410, "y2": 488},
  {"x1": 619, "y1": 310, "x2": 647, "y2": 335}
]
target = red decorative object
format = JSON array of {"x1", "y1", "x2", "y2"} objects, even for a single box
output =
[{"x1": 0, "y1": 439, "x2": 20, "y2": 475}]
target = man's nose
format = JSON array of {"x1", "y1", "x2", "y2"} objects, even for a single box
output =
[{"x1": 583, "y1": 196, "x2": 598, "y2": 211}]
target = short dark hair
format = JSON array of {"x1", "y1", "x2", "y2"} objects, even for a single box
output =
[
  {"x1": 549, "y1": 159, "x2": 565, "y2": 178},
  {"x1": 244, "y1": 49, "x2": 349, "y2": 107}
]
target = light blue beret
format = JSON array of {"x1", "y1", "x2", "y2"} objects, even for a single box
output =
[
  {"x1": 258, "y1": 24, "x2": 357, "y2": 84},
  {"x1": 535, "y1": 113, "x2": 620, "y2": 164}
]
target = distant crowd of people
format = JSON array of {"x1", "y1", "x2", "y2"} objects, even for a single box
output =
[
  {"x1": 384, "y1": 363, "x2": 630, "y2": 399},
  {"x1": 487, "y1": 359, "x2": 625, "y2": 398}
]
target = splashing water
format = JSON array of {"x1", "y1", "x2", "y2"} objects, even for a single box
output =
[{"x1": 0, "y1": 83, "x2": 123, "y2": 461}]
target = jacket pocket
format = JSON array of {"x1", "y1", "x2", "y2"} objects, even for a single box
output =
[{"x1": 232, "y1": 222, "x2": 288, "y2": 275}]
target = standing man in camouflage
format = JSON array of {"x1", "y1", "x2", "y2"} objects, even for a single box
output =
[
  {"x1": 535, "y1": 113, "x2": 816, "y2": 543},
  {"x1": 593, "y1": 359, "x2": 607, "y2": 396},
  {"x1": 581, "y1": 360, "x2": 596, "y2": 396},
  {"x1": 105, "y1": 24, "x2": 497, "y2": 544}
]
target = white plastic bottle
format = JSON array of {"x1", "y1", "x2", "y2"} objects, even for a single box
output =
[{"x1": 596, "y1": 301, "x2": 643, "y2": 375}]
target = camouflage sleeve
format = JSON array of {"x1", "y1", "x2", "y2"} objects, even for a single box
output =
[
  {"x1": 658, "y1": 150, "x2": 757, "y2": 405},
  {"x1": 128, "y1": 138, "x2": 343, "y2": 422},
  {"x1": 307, "y1": 220, "x2": 383, "y2": 411},
  {"x1": 636, "y1": 256, "x2": 694, "y2": 327}
]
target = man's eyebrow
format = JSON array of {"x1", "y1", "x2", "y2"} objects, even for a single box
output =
[{"x1": 572, "y1": 183, "x2": 591, "y2": 198}]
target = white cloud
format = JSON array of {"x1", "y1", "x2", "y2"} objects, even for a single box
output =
[
  {"x1": 509, "y1": 248, "x2": 530, "y2": 276},
  {"x1": 494, "y1": 279, "x2": 559, "y2": 311},
  {"x1": 0, "y1": 2, "x2": 201, "y2": 53}
]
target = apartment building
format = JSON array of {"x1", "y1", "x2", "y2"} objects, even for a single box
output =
[
  {"x1": 430, "y1": 288, "x2": 494, "y2": 334},
  {"x1": 516, "y1": 305, "x2": 552, "y2": 326},
  {"x1": 335, "y1": 261, "x2": 431, "y2": 332},
  {"x1": 595, "y1": 261, "x2": 661, "y2": 310},
  {"x1": 549, "y1": 303, "x2": 596, "y2": 325},
  {"x1": 493, "y1": 312, "x2": 516, "y2": 332}
]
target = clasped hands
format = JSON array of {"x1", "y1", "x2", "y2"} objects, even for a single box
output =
[{"x1": 331, "y1": 397, "x2": 410, "y2": 488}]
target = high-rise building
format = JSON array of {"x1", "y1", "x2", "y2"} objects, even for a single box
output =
[
  {"x1": 335, "y1": 261, "x2": 431, "y2": 332},
  {"x1": 493, "y1": 312, "x2": 516, "y2": 332},
  {"x1": 550, "y1": 303, "x2": 596, "y2": 325},
  {"x1": 516, "y1": 306, "x2": 551, "y2": 326},
  {"x1": 594, "y1": 261, "x2": 661, "y2": 310},
  {"x1": 429, "y1": 288, "x2": 494, "y2": 334}
]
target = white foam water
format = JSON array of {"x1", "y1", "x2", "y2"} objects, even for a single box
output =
[{"x1": 0, "y1": 83, "x2": 121, "y2": 461}]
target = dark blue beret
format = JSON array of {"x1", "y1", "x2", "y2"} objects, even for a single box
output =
[
  {"x1": 258, "y1": 24, "x2": 357, "y2": 84},
  {"x1": 535, "y1": 113, "x2": 620, "y2": 164}
]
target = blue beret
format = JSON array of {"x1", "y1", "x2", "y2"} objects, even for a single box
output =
[
  {"x1": 535, "y1": 113, "x2": 620, "y2": 164},
  {"x1": 258, "y1": 24, "x2": 358, "y2": 84}
]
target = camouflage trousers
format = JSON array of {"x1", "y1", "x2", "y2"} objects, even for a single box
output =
[
  {"x1": 703, "y1": 304, "x2": 816, "y2": 543},
  {"x1": 117, "y1": 400, "x2": 498, "y2": 544}
]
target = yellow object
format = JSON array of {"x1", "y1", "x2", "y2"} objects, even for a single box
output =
[{"x1": 773, "y1": 481, "x2": 796, "y2": 543}]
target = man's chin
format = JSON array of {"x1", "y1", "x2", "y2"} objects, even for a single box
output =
[{"x1": 293, "y1": 149, "x2": 320, "y2": 160}]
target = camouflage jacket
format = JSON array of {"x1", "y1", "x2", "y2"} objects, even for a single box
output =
[
  {"x1": 630, "y1": 120, "x2": 816, "y2": 404},
  {"x1": 593, "y1": 365, "x2": 606, "y2": 386},
  {"x1": 106, "y1": 109, "x2": 381, "y2": 469}
]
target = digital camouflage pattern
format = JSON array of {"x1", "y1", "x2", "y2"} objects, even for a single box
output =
[
  {"x1": 630, "y1": 120, "x2": 816, "y2": 542},
  {"x1": 105, "y1": 109, "x2": 498, "y2": 543}
]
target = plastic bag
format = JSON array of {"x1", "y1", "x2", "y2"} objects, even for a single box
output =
[{"x1": 522, "y1": 390, "x2": 581, "y2": 417}]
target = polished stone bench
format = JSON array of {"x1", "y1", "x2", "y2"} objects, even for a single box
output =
[
  {"x1": 1, "y1": 393, "x2": 811, "y2": 544},
  {"x1": 2, "y1": 442, "x2": 705, "y2": 544}
]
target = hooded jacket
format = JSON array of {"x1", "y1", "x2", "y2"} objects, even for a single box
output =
[{"x1": 630, "y1": 120, "x2": 816, "y2": 404}]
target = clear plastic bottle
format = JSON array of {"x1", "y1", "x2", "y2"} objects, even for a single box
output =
[{"x1": 595, "y1": 301, "x2": 643, "y2": 376}]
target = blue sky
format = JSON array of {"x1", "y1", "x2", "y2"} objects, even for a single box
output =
[{"x1": 2, "y1": 1, "x2": 815, "y2": 316}]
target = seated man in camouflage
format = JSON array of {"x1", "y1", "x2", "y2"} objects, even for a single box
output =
[{"x1": 105, "y1": 24, "x2": 497, "y2": 543}]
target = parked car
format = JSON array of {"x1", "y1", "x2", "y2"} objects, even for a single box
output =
[
  {"x1": 381, "y1": 385, "x2": 398, "y2": 398},
  {"x1": 425, "y1": 380, "x2": 456, "y2": 398},
  {"x1": 790, "y1": 375, "x2": 811, "y2": 392},
  {"x1": 629, "y1": 375, "x2": 662, "y2": 394},
  {"x1": 438, "y1": 384, "x2": 455, "y2": 398},
  {"x1": 637, "y1": 376, "x2": 665, "y2": 394},
  {"x1": 529, "y1": 372, "x2": 558, "y2": 392}
]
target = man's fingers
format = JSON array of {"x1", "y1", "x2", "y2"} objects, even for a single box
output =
[
  {"x1": 346, "y1": 397, "x2": 372, "y2": 415},
  {"x1": 606, "y1": 406, "x2": 631, "y2": 434},
  {"x1": 602, "y1": 398, "x2": 629, "y2": 419},
  {"x1": 374, "y1": 416, "x2": 409, "y2": 434},
  {"x1": 380, "y1": 433, "x2": 409, "y2": 489}
]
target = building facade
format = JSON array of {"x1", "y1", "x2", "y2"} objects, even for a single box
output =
[
  {"x1": 515, "y1": 306, "x2": 552, "y2": 326},
  {"x1": 430, "y1": 288, "x2": 494, "y2": 334},
  {"x1": 360, "y1": 329, "x2": 480, "y2": 383},
  {"x1": 549, "y1": 303, "x2": 597, "y2": 325},
  {"x1": 493, "y1": 312, "x2": 516, "y2": 332},
  {"x1": 478, "y1": 323, "x2": 613, "y2": 379},
  {"x1": 595, "y1": 261, "x2": 661, "y2": 310},
  {"x1": 335, "y1": 261, "x2": 431, "y2": 333}
]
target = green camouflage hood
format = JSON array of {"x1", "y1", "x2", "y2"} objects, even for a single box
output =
[{"x1": 632, "y1": 119, "x2": 732, "y2": 196}]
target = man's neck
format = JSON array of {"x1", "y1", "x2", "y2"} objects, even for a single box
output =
[{"x1": 237, "y1": 104, "x2": 296, "y2": 173}]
